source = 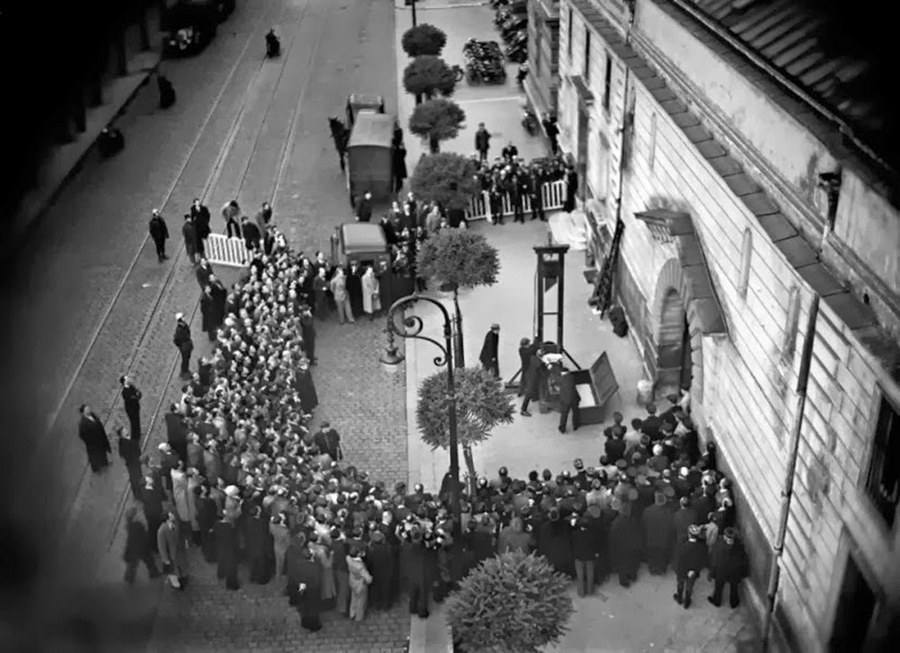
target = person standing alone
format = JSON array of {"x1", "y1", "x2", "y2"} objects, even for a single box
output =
[
  {"x1": 119, "y1": 374, "x2": 143, "y2": 440},
  {"x1": 479, "y1": 324, "x2": 500, "y2": 377},
  {"x1": 149, "y1": 209, "x2": 169, "y2": 262},
  {"x1": 78, "y1": 404, "x2": 111, "y2": 473},
  {"x1": 475, "y1": 123, "x2": 491, "y2": 163},
  {"x1": 173, "y1": 312, "x2": 194, "y2": 379}
]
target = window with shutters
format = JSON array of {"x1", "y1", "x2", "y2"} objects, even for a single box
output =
[
  {"x1": 567, "y1": 7, "x2": 573, "y2": 60},
  {"x1": 602, "y1": 54, "x2": 612, "y2": 113},
  {"x1": 648, "y1": 113, "x2": 657, "y2": 172},
  {"x1": 866, "y1": 396, "x2": 900, "y2": 528},
  {"x1": 738, "y1": 229, "x2": 752, "y2": 298}
]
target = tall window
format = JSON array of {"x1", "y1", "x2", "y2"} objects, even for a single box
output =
[
  {"x1": 867, "y1": 396, "x2": 900, "y2": 528},
  {"x1": 535, "y1": 28, "x2": 543, "y2": 70},
  {"x1": 602, "y1": 54, "x2": 613, "y2": 112},
  {"x1": 567, "y1": 8, "x2": 573, "y2": 60},
  {"x1": 584, "y1": 30, "x2": 591, "y2": 81},
  {"x1": 738, "y1": 228, "x2": 752, "y2": 298},
  {"x1": 648, "y1": 113, "x2": 657, "y2": 172},
  {"x1": 781, "y1": 285, "x2": 801, "y2": 362}
]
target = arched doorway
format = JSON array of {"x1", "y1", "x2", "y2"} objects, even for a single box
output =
[{"x1": 651, "y1": 259, "x2": 705, "y2": 406}]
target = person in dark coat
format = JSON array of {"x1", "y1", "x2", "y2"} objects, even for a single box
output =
[
  {"x1": 195, "y1": 258, "x2": 213, "y2": 290},
  {"x1": 520, "y1": 347, "x2": 545, "y2": 416},
  {"x1": 246, "y1": 505, "x2": 271, "y2": 584},
  {"x1": 78, "y1": 404, "x2": 111, "y2": 473},
  {"x1": 609, "y1": 500, "x2": 642, "y2": 587},
  {"x1": 563, "y1": 165, "x2": 578, "y2": 212},
  {"x1": 404, "y1": 529, "x2": 431, "y2": 619},
  {"x1": 312, "y1": 268, "x2": 329, "y2": 319},
  {"x1": 157, "y1": 73, "x2": 176, "y2": 109},
  {"x1": 392, "y1": 143, "x2": 408, "y2": 193},
  {"x1": 642, "y1": 492, "x2": 675, "y2": 575},
  {"x1": 347, "y1": 262, "x2": 365, "y2": 318},
  {"x1": 285, "y1": 534, "x2": 308, "y2": 605},
  {"x1": 296, "y1": 548, "x2": 323, "y2": 631},
  {"x1": 117, "y1": 427, "x2": 144, "y2": 498},
  {"x1": 367, "y1": 529, "x2": 395, "y2": 610},
  {"x1": 190, "y1": 198, "x2": 211, "y2": 241},
  {"x1": 538, "y1": 508, "x2": 573, "y2": 577},
  {"x1": 380, "y1": 216, "x2": 399, "y2": 246},
  {"x1": 182, "y1": 214, "x2": 198, "y2": 264},
  {"x1": 571, "y1": 516, "x2": 597, "y2": 596},
  {"x1": 173, "y1": 313, "x2": 193, "y2": 380},
  {"x1": 558, "y1": 368, "x2": 581, "y2": 433},
  {"x1": 708, "y1": 527, "x2": 748, "y2": 608},
  {"x1": 529, "y1": 167, "x2": 546, "y2": 221},
  {"x1": 123, "y1": 508, "x2": 160, "y2": 584},
  {"x1": 240, "y1": 217, "x2": 261, "y2": 250},
  {"x1": 478, "y1": 324, "x2": 500, "y2": 377},
  {"x1": 293, "y1": 359, "x2": 318, "y2": 412},
  {"x1": 209, "y1": 277, "x2": 227, "y2": 330},
  {"x1": 196, "y1": 485, "x2": 217, "y2": 563},
  {"x1": 141, "y1": 475, "x2": 165, "y2": 554},
  {"x1": 356, "y1": 192, "x2": 374, "y2": 222},
  {"x1": 215, "y1": 517, "x2": 240, "y2": 590},
  {"x1": 200, "y1": 287, "x2": 216, "y2": 341},
  {"x1": 299, "y1": 306, "x2": 317, "y2": 364},
  {"x1": 674, "y1": 524, "x2": 708, "y2": 608},
  {"x1": 149, "y1": 209, "x2": 169, "y2": 262},
  {"x1": 463, "y1": 519, "x2": 494, "y2": 575},
  {"x1": 516, "y1": 338, "x2": 538, "y2": 396},
  {"x1": 164, "y1": 403, "x2": 188, "y2": 462},
  {"x1": 119, "y1": 374, "x2": 142, "y2": 440},
  {"x1": 475, "y1": 123, "x2": 491, "y2": 162}
]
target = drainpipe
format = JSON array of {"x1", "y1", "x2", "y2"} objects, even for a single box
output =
[{"x1": 762, "y1": 294, "x2": 820, "y2": 652}]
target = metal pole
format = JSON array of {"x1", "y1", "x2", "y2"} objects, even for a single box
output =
[
  {"x1": 453, "y1": 293, "x2": 465, "y2": 368},
  {"x1": 411, "y1": 0, "x2": 418, "y2": 27},
  {"x1": 444, "y1": 320, "x2": 462, "y2": 542},
  {"x1": 762, "y1": 294, "x2": 819, "y2": 651},
  {"x1": 557, "y1": 250, "x2": 566, "y2": 350}
]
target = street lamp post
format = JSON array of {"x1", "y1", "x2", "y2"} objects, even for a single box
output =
[
  {"x1": 380, "y1": 293, "x2": 461, "y2": 540},
  {"x1": 405, "y1": 0, "x2": 418, "y2": 27}
]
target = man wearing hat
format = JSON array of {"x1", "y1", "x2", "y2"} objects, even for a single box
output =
[
  {"x1": 641, "y1": 491, "x2": 675, "y2": 575},
  {"x1": 673, "y1": 524, "x2": 708, "y2": 608},
  {"x1": 708, "y1": 526, "x2": 748, "y2": 609},
  {"x1": 173, "y1": 313, "x2": 194, "y2": 380},
  {"x1": 367, "y1": 528, "x2": 395, "y2": 610},
  {"x1": 517, "y1": 337, "x2": 538, "y2": 395},
  {"x1": 119, "y1": 374, "x2": 143, "y2": 440},
  {"x1": 479, "y1": 323, "x2": 501, "y2": 378},
  {"x1": 123, "y1": 507, "x2": 160, "y2": 584}
]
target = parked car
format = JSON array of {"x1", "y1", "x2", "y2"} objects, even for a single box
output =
[{"x1": 162, "y1": 3, "x2": 217, "y2": 57}]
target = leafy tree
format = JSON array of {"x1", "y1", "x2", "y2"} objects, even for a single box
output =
[
  {"x1": 417, "y1": 228, "x2": 500, "y2": 290},
  {"x1": 409, "y1": 153, "x2": 479, "y2": 211},
  {"x1": 417, "y1": 367, "x2": 514, "y2": 492},
  {"x1": 401, "y1": 23, "x2": 447, "y2": 57},
  {"x1": 416, "y1": 228, "x2": 501, "y2": 374},
  {"x1": 446, "y1": 551, "x2": 575, "y2": 653},
  {"x1": 408, "y1": 98, "x2": 465, "y2": 153},
  {"x1": 403, "y1": 55, "x2": 457, "y2": 103}
]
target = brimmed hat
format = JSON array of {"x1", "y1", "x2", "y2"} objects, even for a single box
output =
[
  {"x1": 688, "y1": 524, "x2": 701, "y2": 537},
  {"x1": 225, "y1": 485, "x2": 240, "y2": 498}
]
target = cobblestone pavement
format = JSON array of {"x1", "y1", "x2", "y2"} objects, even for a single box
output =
[{"x1": 0, "y1": 0, "x2": 406, "y2": 649}]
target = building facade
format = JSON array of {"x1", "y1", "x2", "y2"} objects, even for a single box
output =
[
  {"x1": 524, "y1": 0, "x2": 561, "y2": 120},
  {"x1": 557, "y1": 0, "x2": 900, "y2": 650}
]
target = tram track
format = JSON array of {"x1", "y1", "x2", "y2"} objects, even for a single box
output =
[
  {"x1": 102, "y1": 0, "x2": 331, "y2": 551},
  {"x1": 51, "y1": 0, "x2": 291, "y2": 556}
]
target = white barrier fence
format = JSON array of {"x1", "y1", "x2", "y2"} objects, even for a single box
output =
[
  {"x1": 203, "y1": 234, "x2": 250, "y2": 267},
  {"x1": 465, "y1": 178, "x2": 567, "y2": 221}
]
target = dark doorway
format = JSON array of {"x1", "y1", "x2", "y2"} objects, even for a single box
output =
[
  {"x1": 829, "y1": 555, "x2": 876, "y2": 652},
  {"x1": 680, "y1": 319, "x2": 693, "y2": 391},
  {"x1": 576, "y1": 103, "x2": 589, "y2": 202}
]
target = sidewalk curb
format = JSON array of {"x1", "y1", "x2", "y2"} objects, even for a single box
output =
[{"x1": 5, "y1": 52, "x2": 161, "y2": 261}]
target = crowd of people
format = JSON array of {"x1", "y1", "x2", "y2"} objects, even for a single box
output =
[
  {"x1": 76, "y1": 185, "x2": 751, "y2": 636},
  {"x1": 473, "y1": 124, "x2": 579, "y2": 223}
]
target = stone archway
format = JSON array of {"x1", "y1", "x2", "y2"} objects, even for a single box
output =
[{"x1": 651, "y1": 258, "x2": 705, "y2": 405}]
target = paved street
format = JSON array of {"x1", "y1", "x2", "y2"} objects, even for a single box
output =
[{"x1": 0, "y1": 0, "x2": 405, "y2": 649}]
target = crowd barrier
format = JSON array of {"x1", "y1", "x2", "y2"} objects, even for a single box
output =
[
  {"x1": 203, "y1": 234, "x2": 250, "y2": 267},
  {"x1": 465, "y1": 178, "x2": 568, "y2": 221}
]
